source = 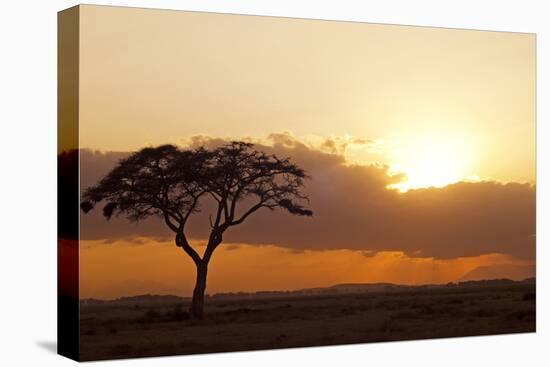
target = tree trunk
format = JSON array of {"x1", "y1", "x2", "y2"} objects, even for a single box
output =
[{"x1": 190, "y1": 262, "x2": 208, "y2": 319}]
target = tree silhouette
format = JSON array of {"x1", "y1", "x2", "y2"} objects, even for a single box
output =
[{"x1": 81, "y1": 142, "x2": 312, "y2": 319}]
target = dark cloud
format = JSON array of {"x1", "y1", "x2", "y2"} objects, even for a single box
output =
[
  {"x1": 224, "y1": 245, "x2": 241, "y2": 252},
  {"x1": 101, "y1": 237, "x2": 148, "y2": 246},
  {"x1": 320, "y1": 138, "x2": 338, "y2": 153},
  {"x1": 319, "y1": 136, "x2": 373, "y2": 155},
  {"x1": 79, "y1": 136, "x2": 535, "y2": 260}
]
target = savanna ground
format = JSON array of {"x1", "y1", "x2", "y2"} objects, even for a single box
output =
[{"x1": 79, "y1": 281, "x2": 535, "y2": 361}]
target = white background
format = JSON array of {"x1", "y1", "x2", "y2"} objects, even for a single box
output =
[{"x1": 0, "y1": 0, "x2": 547, "y2": 365}]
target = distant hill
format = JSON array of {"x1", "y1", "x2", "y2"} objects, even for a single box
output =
[
  {"x1": 81, "y1": 294, "x2": 186, "y2": 305},
  {"x1": 457, "y1": 277, "x2": 535, "y2": 287},
  {"x1": 459, "y1": 264, "x2": 535, "y2": 282},
  {"x1": 81, "y1": 278, "x2": 535, "y2": 304},
  {"x1": 300, "y1": 283, "x2": 403, "y2": 294}
]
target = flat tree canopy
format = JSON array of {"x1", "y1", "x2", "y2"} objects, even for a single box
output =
[{"x1": 81, "y1": 142, "x2": 312, "y2": 318}]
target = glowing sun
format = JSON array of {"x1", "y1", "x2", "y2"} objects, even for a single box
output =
[{"x1": 389, "y1": 135, "x2": 474, "y2": 192}]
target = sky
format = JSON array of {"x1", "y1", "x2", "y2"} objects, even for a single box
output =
[{"x1": 74, "y1": 5, "x2": 536, "y2": 298}]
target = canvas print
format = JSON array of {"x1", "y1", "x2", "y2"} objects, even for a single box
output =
[{"x1": 58, "y1": 5, "x2": 536, "y2": 361}]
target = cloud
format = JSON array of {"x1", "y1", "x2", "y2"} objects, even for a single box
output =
[
  {"x1": 224, "y1": 245, "x2": 241, "y2": 252},
  {"x1": 78, "y1": 135, "x2": 535, "y2": 260}
]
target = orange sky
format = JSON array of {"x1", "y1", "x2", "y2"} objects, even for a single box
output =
[
  {"x1": 72, "y1": 6, "x2": 536, "y2": 298},
  {"x1": 78, "y1": 5, "x2": 535, "y2": 187},
  {"x1": 79, "y1": 239, "x2": 534, "y2": 299}
]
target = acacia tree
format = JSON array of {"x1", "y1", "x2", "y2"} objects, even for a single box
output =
[{"x1": 81, "y1": 142, "x2": 312, "y2": 319}]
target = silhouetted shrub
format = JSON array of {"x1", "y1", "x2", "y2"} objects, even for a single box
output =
[
  {"x1": 278, "y1": 303, "x2": 293, "y2": 309},
  {"x1": 340, "y1": 307, "x2": 357, "y2": 315},
  {"x1": 420, "y1": 304, "x2": 435, "y2": 315},
  {"x1": 138, "y1": 308, "x2": 161, "y2": 323},
  {"x1": 146, "y1": 308, "x2": 160, "y2": 319},
  {"x1": 224, "y1": 307, "x2": 261, "y2": 316},
  {"x1": 437, "y1": 305, "x2": 454, "y2": 314},
  {"x1": 167, "y1": 303, "x2": 190, "y2": 321},
  {"x1": 394, "y1": 311, "x2": 417, "y2": 319}
]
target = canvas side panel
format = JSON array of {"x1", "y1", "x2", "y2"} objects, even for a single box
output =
[{"x1": 57, "y1": 5, "x2": 80, "y2": 361}]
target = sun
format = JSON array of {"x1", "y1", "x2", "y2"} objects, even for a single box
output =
[{"x1": 389, "y1": 135, "x2": 473, "y2": 192}]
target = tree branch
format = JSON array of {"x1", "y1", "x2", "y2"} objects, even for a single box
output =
[
  {"x1": 202, "y1": 229, "x2": 224, "y2": 264},
  {"x1": 230, "y1": 202, "x2": 265, "y2": 226},
  {"x1": 163, "y1": 212, "x2": 179, "y2": 232},
  {"x1": 176, "y1": 231, "x2": 202, "y2": 266}
]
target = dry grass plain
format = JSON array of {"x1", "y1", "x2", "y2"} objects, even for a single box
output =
[{"x1": 79, "y1": 280, "x2": 535, "y2": 361}]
